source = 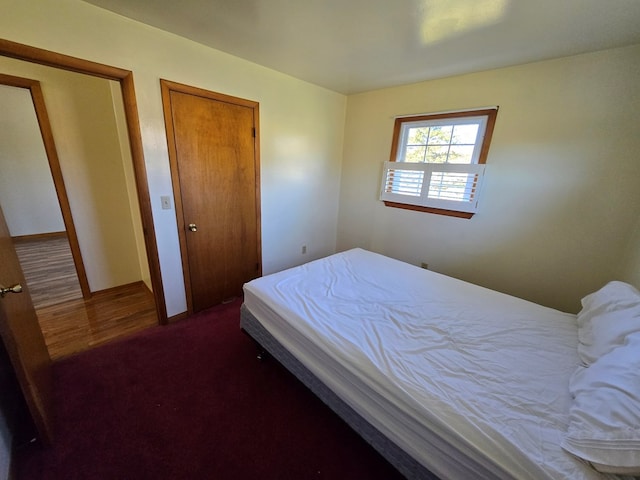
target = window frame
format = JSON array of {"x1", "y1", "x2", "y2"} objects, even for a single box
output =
[{"x1": 384, "y1": 108, "x2": 498, "y2": 219}]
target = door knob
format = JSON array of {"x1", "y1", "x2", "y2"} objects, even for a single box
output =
[
  {"x1": 0, "y1": 284, "x2": 23, "y2": 298},
  {"x1": 188, "y1": 223, "x2": 197, "y2": 232}
]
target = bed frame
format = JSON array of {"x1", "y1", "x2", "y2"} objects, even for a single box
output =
[{"x1": 240, "y1": 304, "x2": 439, "y2": 480}]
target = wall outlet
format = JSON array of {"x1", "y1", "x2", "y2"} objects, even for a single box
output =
[{"x1": 301, "y1": 245, "x2": 307, "y2": 254}]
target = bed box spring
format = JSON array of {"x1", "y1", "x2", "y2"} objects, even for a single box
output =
[{"x1": 240, "y1": 303, "x2": 438, "y2": 480}]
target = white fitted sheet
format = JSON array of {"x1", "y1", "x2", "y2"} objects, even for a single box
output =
[{"x1": 243, "y1": 248, "x2": 624, "y2": 480}]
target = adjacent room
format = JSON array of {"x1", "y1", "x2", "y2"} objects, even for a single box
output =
[{"x1": 1, "y1": 0, "x2": 639, "y2": 479}]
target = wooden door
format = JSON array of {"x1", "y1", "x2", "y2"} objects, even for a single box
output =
[
  {"x1": 0, "y1": 203, "x2": 54, "y2": 445},
  {"x1": 161, "y1": 81, "x2": 261, "y2": 313}
]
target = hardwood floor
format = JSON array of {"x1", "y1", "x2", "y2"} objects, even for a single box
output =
[
  {"x1": 13, "y1": 235, "x2": 158, "y2": 360},
  {"x1": 13, "y1": 234, "x2": 83, "y2": 308},
  {"x1": 37, "y1": 282, "x2": 157, "y2": 360}
]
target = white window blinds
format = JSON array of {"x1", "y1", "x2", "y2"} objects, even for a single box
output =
[{"x1": 380, "y1": 161, "x2": 486, "y2": 213}]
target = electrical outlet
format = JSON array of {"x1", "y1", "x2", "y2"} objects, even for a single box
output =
[{"x1": 302, "y1": 245, "x2": 307, "y2": 254}]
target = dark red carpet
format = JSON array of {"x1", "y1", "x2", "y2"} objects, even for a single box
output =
[{"x1": 16, "y1": 300, "x2": 406, "y2": 479}]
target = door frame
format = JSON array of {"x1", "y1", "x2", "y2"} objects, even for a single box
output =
[
  {"x1": 0, "y1": 39, "x2": 168, "y2": 324},
  {"x1": 0, "y1": 73, "x2": 91, "y2": 299},
  {"x1": 160, "y1": 79, "x2": 261, "y2": 314}
]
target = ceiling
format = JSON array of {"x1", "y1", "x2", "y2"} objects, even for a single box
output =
[{"x1": 82, "y1": 0, "x2": 640, "y2": 94}]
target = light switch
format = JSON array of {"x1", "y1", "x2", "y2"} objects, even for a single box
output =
[{"x1": 160, "y1": 195, "x2": 172, "y2": 210}]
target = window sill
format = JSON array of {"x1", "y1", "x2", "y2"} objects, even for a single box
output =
[{"x1": 383, "y1": 201, "x2": 474, "y2": 219}]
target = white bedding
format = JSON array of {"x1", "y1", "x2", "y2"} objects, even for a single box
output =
[{"x1": 243, "y1": 248, "x2": 624, "y2": 480}]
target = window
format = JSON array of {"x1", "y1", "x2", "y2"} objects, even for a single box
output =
[{"x1": 380, "y1": 108, "x2": 498, "y2": 218}]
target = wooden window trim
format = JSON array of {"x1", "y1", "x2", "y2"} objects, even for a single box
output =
[{"x1": 385, "y1": 108, "x2": 498, "y2": 218}]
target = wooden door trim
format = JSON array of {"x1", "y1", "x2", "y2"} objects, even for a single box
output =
[
  {"x1": 160, "y1": 79, "x2": 262, "y2": 314},
  {"x1": 0, "y1": 38, "x2": 168, "y2": 324},
  {"x1": 0, "y1": 72, "x2": 91, "y2": 299}
]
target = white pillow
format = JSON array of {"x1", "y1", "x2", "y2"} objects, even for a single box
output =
[
  {"x1": 576, "y1": 281, "x2": 640, "y2": 365},
  {"x1": 562, "y1": 331, "x2": 640, "y2": 474}
]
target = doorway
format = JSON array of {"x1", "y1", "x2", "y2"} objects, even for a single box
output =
[
  {"x1": 161, "y1": 80, "x2": 262, "y2": 313},
  {"x1": 0, "y1": 70, "x2": 160, "y2": 359},
  {"x1": 0, "y1": 39, "x2": 167, "y2": 346},
  {"x1": 0, "y1": 73, "x2": 89, "y2": 306}
]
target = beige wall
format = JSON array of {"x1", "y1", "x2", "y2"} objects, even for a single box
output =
[
  {"x1": 338, "y1": 45, "x2": 640, "y2": 313},
  {"x1": 0, "y1": 0, "x2": 347, "y2": 316},
  {"x1": 0, "y1": 57, "x2": 146, "y2": 292},
  {"x1": 109, "y1": 82, "x2": 151, "y2": 290},
  {"x1": 619, "y1": 214, "x2": 640, "y2": 290}
]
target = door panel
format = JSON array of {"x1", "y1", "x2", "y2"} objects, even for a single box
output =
[
  {"x1": 0, "y1": 203, "x2": 54, "y2": 445},
  {"x1": 164, "y1": 84, "x2": 261, "y2": 313}
]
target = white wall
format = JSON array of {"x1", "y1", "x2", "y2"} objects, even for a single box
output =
[
  {"x1": 338, "y1": 45, "x2": 640, "y2": 313},
  {"x1": 0, "y1": 0, "x2": 346, "y2": 316},
  {"x1": 0, "y1": 84, "x2": 65, "y2": 236}
]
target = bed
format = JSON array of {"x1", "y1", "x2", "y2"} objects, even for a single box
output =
[{"x1": 240, "y1": 248, "x2": 640, "y2": 479}]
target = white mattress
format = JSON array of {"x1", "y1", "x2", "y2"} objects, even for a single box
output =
[{"x1": 243, "y1": 248, "x2": 622, "y2": 480}]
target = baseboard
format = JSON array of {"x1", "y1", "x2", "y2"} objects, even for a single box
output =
[
  {"x1": 11, "y1": 231, "x2": 66, "y2": 242},
  {"x1": 142, "y1": 281, "x2": 153, "y2": 295},
  {"x1": 91, "y1": 280, "x2": 147, "y2": 297},
  {"x1": 167, "y1": 311, "x2": 189, "y2": 324}
]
